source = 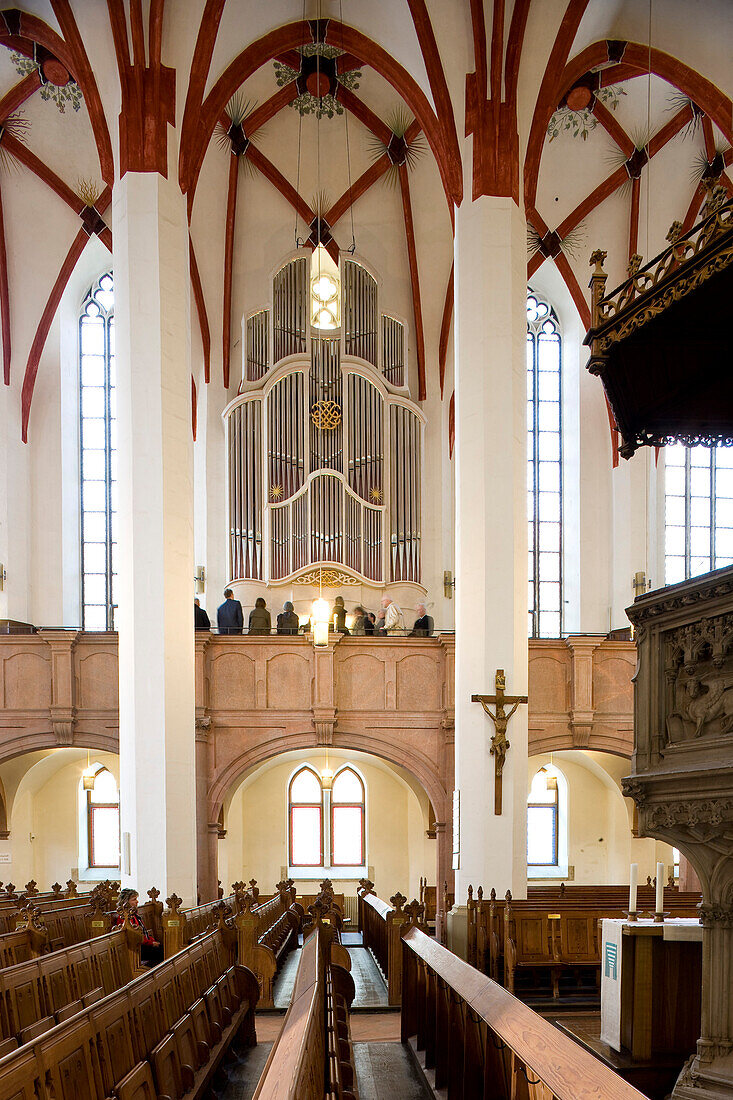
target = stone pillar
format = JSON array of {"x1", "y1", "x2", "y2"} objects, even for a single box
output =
[
  {"x1": 452, "y1": 194, "x2": 528, "y2": 946},
  {"x1": 114, "y1": 170, "x2": 197, "y2": 906},
  {"x1": 0, "y1": 383, "x2": 31, "y2": 623}
]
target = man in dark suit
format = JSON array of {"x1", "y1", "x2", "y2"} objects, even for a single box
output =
[
  {"x1": 194, "y1": 598, "x2": 210, "y2": 631},
  {"x1": 217, "y1": 588, "x2": 244, "y2": 634},
  {"x1": 410, "y1": 602, "x2": 434, "y2": 637}
]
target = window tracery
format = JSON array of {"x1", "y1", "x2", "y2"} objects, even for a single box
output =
[
  {"x1": 79, "y1": 273, "x2": 116, "y2": 631},
  {"x1": 288, "y1": 764, "x2": 366, "y2": 874},
  {"x1": 527, "y1": 290, "x2": 562, "y2": 638},
  {"x1": 664, "y1": 443, "x2": 733, "y2": 584}
]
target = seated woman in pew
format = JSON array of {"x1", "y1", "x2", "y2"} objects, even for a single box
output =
[{"x1": 114, "y1": 888, "x2": 164, "y2": 965}]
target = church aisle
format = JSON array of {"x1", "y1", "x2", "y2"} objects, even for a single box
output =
[
  {"x1": 272, "y1": 942, "x2": 390, "y2": 1010},
  {"x1": 354, "y1": 1042, "x2": 434, "y2": 1099}
]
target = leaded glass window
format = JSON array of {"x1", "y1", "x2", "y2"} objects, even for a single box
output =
[
  {"x1": 527, "y1": 292, "x2": 562, "y2": 638},
  {"x1": 664, "y1": 444, "x2": 733, "y2": 584},
  {"x1": 80, "y1": 273, "x2": 116, "y2": 630}
]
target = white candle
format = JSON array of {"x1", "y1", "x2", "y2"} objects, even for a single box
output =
[
  {"x1": 656, "y1": 861, "x2": 664, "y2": 913},
  {"x1": 629, "y1": 863, "x2": 638, "y2": 913}
]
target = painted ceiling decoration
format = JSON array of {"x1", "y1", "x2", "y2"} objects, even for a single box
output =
[{"x1": 0, "y1": 1, "x2": 727, "y2": 469}]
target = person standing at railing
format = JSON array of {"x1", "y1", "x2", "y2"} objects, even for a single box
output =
[
  {"x1": 352, "y1": 606, "x2": 374, "y2": 635},
  {"x1": 409, "y1": 603, "x2": 433, "y2": 637},
  {"x1": 381, "y1": 595, "x2": 405, "y2": 635},
  {"x1": 217, "y1": 588, "x2": 244, "y2": 634},
  {"x1": 194, "y1": 598, "x2": 210, "y2": 631},
  {"x1": 277, "y1": 601, "x2": 299, "y2": 635},
  {"x1": 248, "y1": 596, "x2": 271, "y2": 635}
]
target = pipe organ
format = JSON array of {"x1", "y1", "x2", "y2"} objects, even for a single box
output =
[{"x1": 226, "y1": 255, "x2": 423, "y2": 589}]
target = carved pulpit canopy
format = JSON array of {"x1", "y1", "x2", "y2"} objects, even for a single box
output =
[{"x1": 584, "y1": 191, "x2": 733, "y2": 459}]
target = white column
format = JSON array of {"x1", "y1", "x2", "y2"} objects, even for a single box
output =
[
  {"x1": 113, "y1": 171, "x2": 197, "y2": 906},
  {"x1": 453, "y1": 195, "x2": 528, "y2": 922},
  {"x1": 0, "y1": 383, "x2": 31, "y2": 624}
]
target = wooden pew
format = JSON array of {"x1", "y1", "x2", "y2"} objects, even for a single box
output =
[
  {"x1": 468, "y1": 883, "x2": 703, "y2": 989},
  {"x1": 418, "y1": 878, "x2": 436, "y2": 926},
  {"x1": 358, "y1": 888, "x2": 422, "y2": 1006},
  {"x1": 502, "y1": 890, "x2": 703, "y2": 1001},
  {"x1": 0, "y1": 925, "x2": 259, "y2": 1100},
  {"x1": 252, "y1": 916, "x2": 357, "y2": 1099},
  {"x1": 235, "y1": 881, "x2": 303, "y2": 1008},
  {"x1": 401, "y1": 921, "x2": 647, "y2": 1100}
]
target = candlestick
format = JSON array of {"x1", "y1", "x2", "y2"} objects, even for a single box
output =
[
  {"x1": 629, "y1": 863, "x2": 638, "y2": 914},
  {"x1": 655, "y1": 861, "x2": 664, "y2": 915}
]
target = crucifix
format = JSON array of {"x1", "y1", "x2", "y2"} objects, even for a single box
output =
[{"x1": 472, "y1": 670, "x2": 528, "y2": 815}]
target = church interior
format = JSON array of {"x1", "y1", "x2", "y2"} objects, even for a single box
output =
[{"x1": 0, "y1": 1, "x2": 732, "y2": 1097}]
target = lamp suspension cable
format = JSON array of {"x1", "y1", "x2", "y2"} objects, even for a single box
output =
[
  {"x1": 645, "y1": 0, "x2": 652, "y2": 261},
  {"x1": 294, "y1": 0, "x2": 307, "y2": 247}
]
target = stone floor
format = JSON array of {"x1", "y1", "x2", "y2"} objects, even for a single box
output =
[
  {"x1": 272, "y1": 943, "x2": 390, "y2": 1010},
  {"x1": 354, "y1": 1042, "x2": 434, "y2": 1099},
  {"x1": 218, "y1": 1041, "x2": 273, "y2": 1100}
]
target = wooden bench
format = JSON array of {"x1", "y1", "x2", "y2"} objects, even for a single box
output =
[
  {"x1": 252, "y1": 916, "x2": 357, "y2": 1099},
  {"x1": 502, "y1": 892, "x2": 703, "y2": 1000},
  {"x1": 0, "y1": 925, "x2": 135, "y2": 1042},
  {"x1": 358, "y1": 888, "x2": 425, "y2": 1006},
  {"x1": 0, "y1": 925, "x2": 259, "y2": 1100},
  {"x1": 401, "y1": 922, "x2": 647, "y2": 1100},
  {"x1": 467, "y1": 883, "x2": 703, "y2": 987},
  {"x1": 235, "y1": 881, "x2": 303, "y2": 1007}
]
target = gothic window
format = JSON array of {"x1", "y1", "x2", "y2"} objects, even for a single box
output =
[
  {"x1": 79, "y1": 273, "x2": 116, "y2": 630},
  {"x1": 86, "y1": 767, "x2": 120, "y2": 869},
  {"x1": 330, "y1": 767, "x2": 365, "y2": 867},
  {"x1": 527, "y1": 291, "x2": 562, "y2": 638},
  {"x1": 664, "y1": 444, "x2": 733, "y2": 584},
  {"x1": 289, "y1": 766, "x2": 323, "y2": 867},
  {"x1": 288, "y1": 764, "x2": 366, "y2": 874}
]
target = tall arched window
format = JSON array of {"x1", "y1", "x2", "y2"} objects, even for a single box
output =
[
  {"x1": 79, "y1": 273, "x2": 116, "y2": 630},
  {"x1": 331, "y1": 767, "x2": 365, "y2": 867},
  {"x1": 664, "y1": 443, "x2": 733, "y2": 584},
  {"x1": 288, "y1": 763, "x2": 367, "y2": 875},
  {"x1": 86, "y1": 766, "x2": 120, "y2": 869},
  {"x1": 289, "y1": 766, "x2": 323, "y2": 867},
  {"x1": 527, "y1": 291, "x2": 562, "y2": 638},
  {"x1": 527, "y1": 764, "x2": 568, "y2": 878}
]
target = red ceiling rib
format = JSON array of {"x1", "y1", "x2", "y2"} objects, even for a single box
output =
[
  {"x1": 524, "y1": 0, "x2": 592, "y2": 210},
  {"x1": 555, "y1": 166, "x2": 627, "y2": 241},
  {"x1": 326, "y1": 154, "x2": 391, "y2": 227},
  {"x1": 505, "y1": 0, "x2": 531, "y2": 112},
  {"x1": 404, "y1": 0, "x2": 462, "y2": 207},
  {"x1": 2, "y1": 133, "x2": 84, "y2": 213},
  {"x1": 337, "y1": 86, "x2": 392, "y2": 144},
  {"x1": 180, "y1": 20, "x2": 460, "y2": 217},
  {"x1": 448, "y1": 391, "x2": 455, "y2": 458},
  {"x1": 469, "y1": 0, "x2": 488, "y2": 99},
  {"x1": 592, "y1": 99, "x2": 635, "y2": 158},
  {"x1": 222, "y1": 153, "x2": 239, "y2": 391},
  {"x1": 246, "y1": 145, "x2": 314, "y2": 227},
  {"x1": 646, "y1": 105, "x2": 693, "y2": 158},
  {"x1": 398, "y1": 163, "x2": 426, "y2": 402},
  {"x1": 702, "y1": 115, "x2": 717, "y2": 162},
  {"x1": 0, "y1": 72, "x2": 40, "y2": 117},
  {"x1": 489, "y1": 0, "x2": 504, "y2": 105},
  {"x1": 189, "y1": 237, "x2": 211, "y2": 385},
  {"x1": 21, "y1": 187, "x2": 111, "y2": 441},
  {"x1": 438, "y1": 262, "x2": 454, "y2": 398},
  {"x1": 0, "y1": 182, "x2": 10, "y2": 385},
  {"x1": 245, "y1": 84, "x2": 299, "y2": 136}
]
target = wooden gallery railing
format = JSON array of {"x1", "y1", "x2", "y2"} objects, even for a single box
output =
[
  {"x1": 401, "y1": 923, "x2": 647, "y2": 1100},
  {"x1": 357, "y1": 881, "x2": 424, "y2": 1006},
  {"x1": 253, "y1": 914, "x2": 358, "y2": 1100}
]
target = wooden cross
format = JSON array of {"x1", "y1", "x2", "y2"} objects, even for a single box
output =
[{"x1": 472, "y1": 669, "x2": 528, "y2": 815}]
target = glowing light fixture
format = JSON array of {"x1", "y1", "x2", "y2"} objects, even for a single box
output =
[
  {"x1": 312, "y1": 596, "x2": 330, "y2": 647},
  {"x1": 311, "y1": 245, "x2": 340, "y2": 330},
  {"x1": 320, "y1": 767, "x2": 334, "y2": 790},
  {"x1": 82, "y1": 750, "x2": 96, "y2": 792}
]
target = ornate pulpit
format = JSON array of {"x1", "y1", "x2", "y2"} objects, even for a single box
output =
[{"x1": 624, "y1": 565, "x2": 733, "y2": 1099}]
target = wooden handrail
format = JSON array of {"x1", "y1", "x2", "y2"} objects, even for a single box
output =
[{"x1": 401, "y1": 926, "x2": 646, "y2": 1100}]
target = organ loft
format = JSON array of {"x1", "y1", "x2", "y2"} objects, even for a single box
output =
[{"x1": 0, "y1": 2, "x2": 732, "y2": 1098}]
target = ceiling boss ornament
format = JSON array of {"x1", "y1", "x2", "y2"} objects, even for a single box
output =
[{"x1": 310, "y1": 400, "x2": 342, "y2": 430}]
